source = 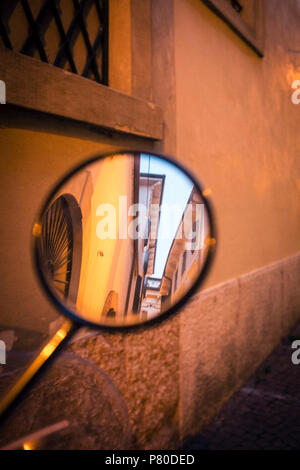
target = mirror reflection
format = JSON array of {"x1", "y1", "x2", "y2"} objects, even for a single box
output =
[{"x1": 34, "y1": 152, "x2": 213, "y2": 327}]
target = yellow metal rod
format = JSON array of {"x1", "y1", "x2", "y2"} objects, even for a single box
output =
[{"x1": 0, "y1": 318, "x2": 74, "y2": 417}]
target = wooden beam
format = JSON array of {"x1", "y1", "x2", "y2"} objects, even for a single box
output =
[{"x1": 0, "y1": 48, "x2": 163, "y2": 140}]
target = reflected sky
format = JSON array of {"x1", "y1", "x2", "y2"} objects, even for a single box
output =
[{"x1": 140, "y1": 154, "x2": 193, "y2": 278}]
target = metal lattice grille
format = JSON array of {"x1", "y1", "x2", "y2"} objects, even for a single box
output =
[{"x1": 0, "y1": 0, "x2": 108, "y2": 85}]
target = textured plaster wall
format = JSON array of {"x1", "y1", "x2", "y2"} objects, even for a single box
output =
[
  {"x1": 174, "y1": 0, "x2": 300, "y2": 286},
  {"x1": 174, "y1": 0, "x2": 300, "y2": 438}
]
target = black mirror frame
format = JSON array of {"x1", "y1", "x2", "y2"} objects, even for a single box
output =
[{"x1": 32, "y1": 150, "x2": 217, "y2": 333}]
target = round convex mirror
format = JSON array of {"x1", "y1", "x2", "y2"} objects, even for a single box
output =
[{"x1": 32, "y1": 151, "x2": 216, "y2": 329}]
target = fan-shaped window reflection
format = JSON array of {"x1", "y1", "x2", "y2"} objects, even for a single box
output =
[{"x1": 38, "y1": 194, "x2": 82, "y2": 303}]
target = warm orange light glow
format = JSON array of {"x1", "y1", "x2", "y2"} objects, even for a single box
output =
[
  {"x1": 205, "y1": 237, "x2": 216, "y2": 247},
  {"x1": 32, "y1": 223, "x2": 41, "y2": 237},
  {"x1": 23, "y1": 442, "x2": 34, "y2": 450},
  {"x1": 41, "y1": 325, "x2": 68, "y2": 357},
  {"x1": 286, "y1": 65, "x2": 300, "y2": 85},
  {"x1": 202, "y1": 188, "x2": 212, "y2": 197},
  {"x1": 41, "y1": 343, "x2": 56, "y2": 357},
  {"x1": 56, "y1": 328, "x2": 67, "y2": 340}
]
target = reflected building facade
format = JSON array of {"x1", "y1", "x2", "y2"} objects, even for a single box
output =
[
  {"x1": 39, "y1": 154, "x2": 168, "y2": 324},
  {"x1": 160, "y1": 186, "x2": 209, "y2": 312}
]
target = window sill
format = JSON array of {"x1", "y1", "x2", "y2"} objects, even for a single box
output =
[{"x1": 0, "y1": 47, "x2": 163, "y2": 140}]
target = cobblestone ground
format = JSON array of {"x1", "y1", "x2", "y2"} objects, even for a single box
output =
[{"x1": 183, "y1": 321, "x2": 300, "y2": 450}]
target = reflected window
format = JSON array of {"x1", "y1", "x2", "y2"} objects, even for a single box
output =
[
  {"x1": 38, "y1": 194, "x2": 82, "y2": 303},
  {"x1": 174, "y1": 269, "x2": 178, "y2": 292},
  {"x1": 182, "y1": 251, "x2": 186, "y2": 276},
  {"x1": 132, "y1": 275, "x2": 142, "y2": 314}
]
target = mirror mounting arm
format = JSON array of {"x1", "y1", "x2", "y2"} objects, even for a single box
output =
[{"x1": 0, "y1": 318, "x2": 76, "y2": 419}]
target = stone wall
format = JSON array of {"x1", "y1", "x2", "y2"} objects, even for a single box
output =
[{"x1": 180, "y1": 252, "x2": 300, "y2": 439}]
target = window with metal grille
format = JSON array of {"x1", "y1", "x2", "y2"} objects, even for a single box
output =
[{"x1": 0, "y1": 0, "x2": 108, "y2": 85}]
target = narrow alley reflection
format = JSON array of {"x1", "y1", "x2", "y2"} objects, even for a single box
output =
[{"x1": 36, "y1": 152, "x2": 212, "y2": 326}]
